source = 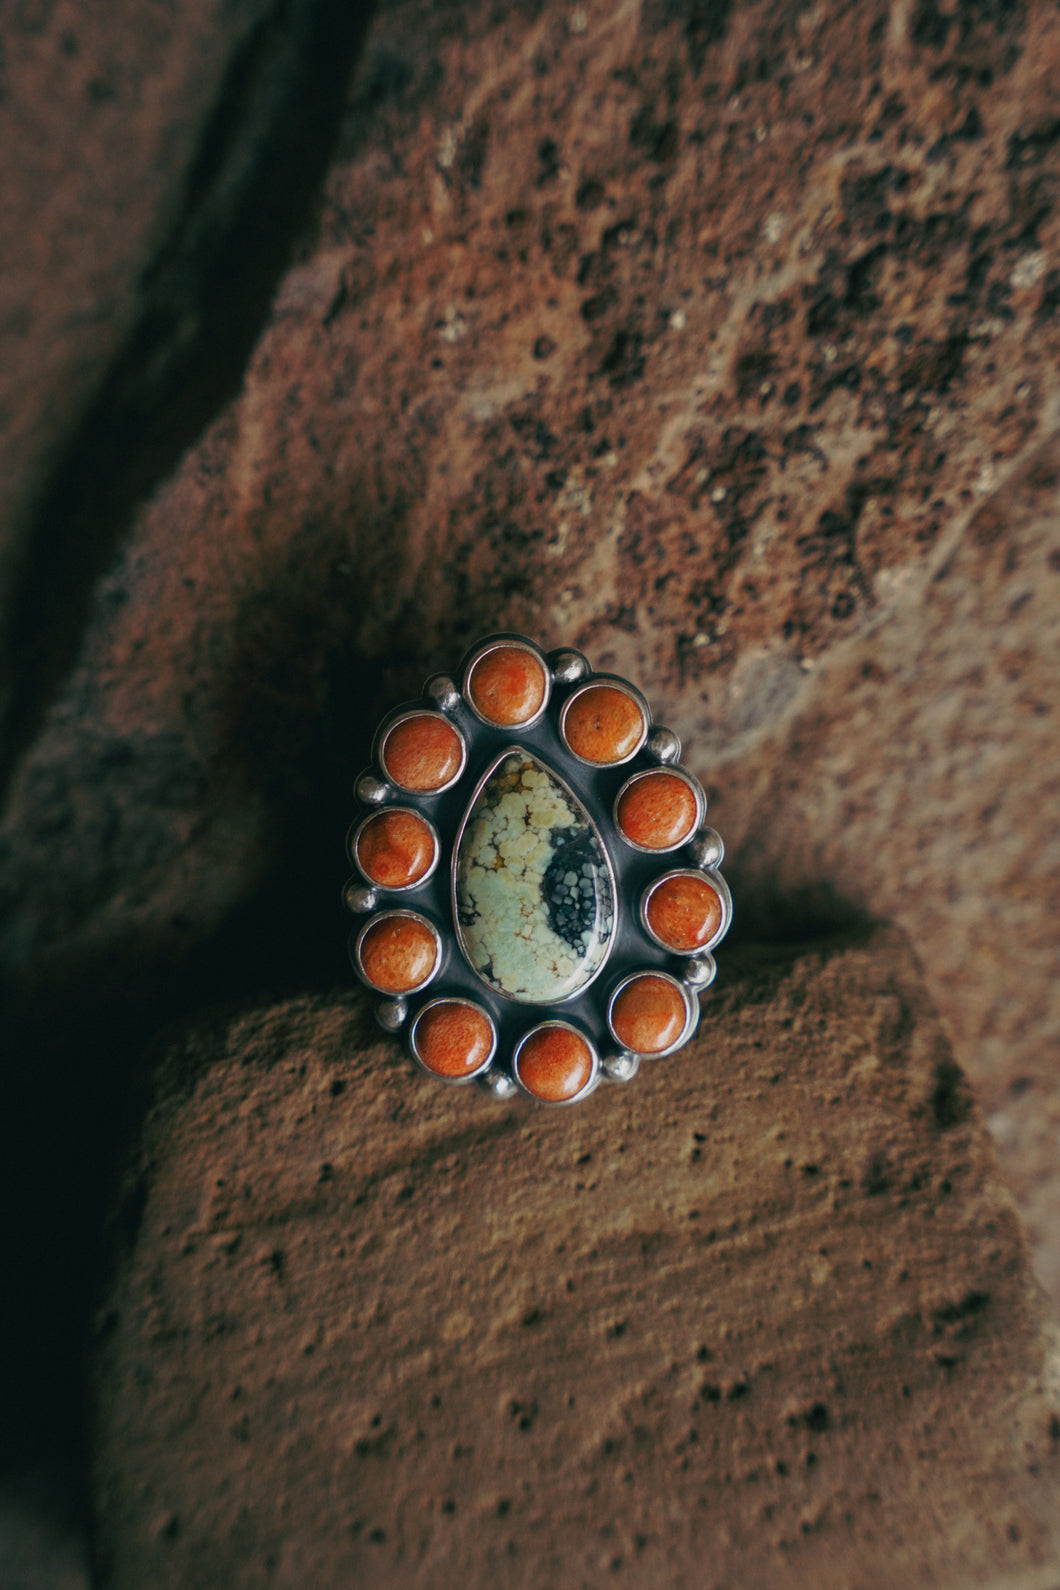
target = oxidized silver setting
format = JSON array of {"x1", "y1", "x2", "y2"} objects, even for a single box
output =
[{"x1": 345, "y1": 633, "x2": 732, "y2": 1103}]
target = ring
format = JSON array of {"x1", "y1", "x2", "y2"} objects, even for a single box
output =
[{"x1": 344, "y1": 635, "x2": 731, "y2": 1104}]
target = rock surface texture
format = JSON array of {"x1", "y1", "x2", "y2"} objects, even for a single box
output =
[
  {"x1": 92, "y1": 931, "x2": 1060, "y2": 1589},
  {"x1": 2, "y1": 0, "x2": 1060, "y2": 1582},
  {"x1": 0, "y1": 0, "x2": 372, "y2": 779},
  {"x1": 3, "y1": 0, "x2": 1058, "y2": 1295}
]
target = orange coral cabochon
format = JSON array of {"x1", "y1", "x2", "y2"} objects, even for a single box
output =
[
  {"x1": 644, "y1": 874, "x2": 725, "y2": 953},
  {"x1": 381, "y1": 715, "x2": 464, "y2": 792},
  {"x1": 355, "y1": 809, "x2": 437, "y2": 888},
  {"x1": 359, "y1": 914, "x2": 440, "y2": 993},
  {"x1": 467, "y1": 645, "x2": 548, "y2": 726},
  {"x1": 515, "y1": 1025, "x2": 594, "y2": 1102},
  {"x1": 610, "y1": 974, "x2": 689, "y2": 1054},
  {"x1": 414, "y1": 1000, "x2": 495, "y2": 1078},
  {"x1": 562, "y1": 685, "x2": 646, "y2": 764},
  {"x1": 617, "y1": 771, "x2": 699, "y2": 850}
]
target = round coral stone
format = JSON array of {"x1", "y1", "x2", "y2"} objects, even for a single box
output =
[
  {"x1": 467, "y1": 645, "x2": 547, "y2": 726},
  {"x1": 563, "y1": 684, "x2": 646, "y2": 764},
  {"x1": 516, "y1": 1025, "x2": 594, "y2": 1103},
  {"x1": 645, "y1": 873, "x2": 724, "y2": 953},
  {"x1": 355, "y1": 809, "x2": 437, "y2": 889},
  {"x1": 359, "y1": 913, "x2": 439, "y2": 993},
  {"x1": 610, "y1": 974, "x2": 689, "y2": 1055},
  {"x1": 414, "y1": 1000, "x2": 494, "y2": 1079},
  {"x1": 617, "y1": 772, "x2": 699, "y2": 850},
  {"x1": 381, "y1": 715, "x2": 464, "y2": 792}
]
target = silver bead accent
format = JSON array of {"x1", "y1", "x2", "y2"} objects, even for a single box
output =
[
  {"x1": 356, "y1": 772, "x2": 389, "y2": 805},
  {"x1": 480, "y1": 1069, "x2": 518, "y2": 1099},
  {"x1": 683, "y1": 952, "x2": 717, "y2": 989},
  {"x1": 601, "y1": 1050, "x2": 640, "y2": 1084},
  {"x1": 549, "y1": 648, "x2": 590, "y2": 684},
  {"x1": 689, "y1": 827, "x2": 725, "y2": 869},
  {"x1": 425, "y1": 674, "x2": 461, "y2": 712},
  {"x1": 376, "y1": 998, "x2": 409, "y2": 1032},
  {"x1": 344, "y1": 883, "x2": 379, "y2": 915},
  {"x1": 647, "y1": 726, "x2": 682, "y2": 764}
]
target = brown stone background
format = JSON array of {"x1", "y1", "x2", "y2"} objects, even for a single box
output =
[{"x1": 1, "y1": 0, "x2": 1059, "y2": 1584}]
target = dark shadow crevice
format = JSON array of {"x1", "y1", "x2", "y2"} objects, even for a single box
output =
[
  {"x1": 0, "y1": 0, "x2": 377, "y2": 1552},
  {"x1": 0, "y1": 0, "x2": 376, "y2": 802}
]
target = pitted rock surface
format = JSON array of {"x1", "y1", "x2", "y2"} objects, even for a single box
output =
[
  {"x1": 4, "y1": 2, "x2": 1060, "y2": 1579},
  {"x1": 2, "y1": 0, "x2": 1057, "y2": 1302},
  {"x1": 90, "y1": 931, "x2": 1060, "y2": 1588}
]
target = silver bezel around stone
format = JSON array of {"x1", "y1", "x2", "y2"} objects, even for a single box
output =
[
  {"x1": 348, "y1": 807, "x2": 442, "y2": 894},
  {"x1": 409, "y1": 996, "x2": 498, "y2": 1085},
  {"x1": 639, "y1": 868, "x2": 733, "y2": 957},
  {"x1": 558, "y1": 675, "x2": 652, "y2": 767},
  {"x1": 613, "y1": 767, "x2": 706, "y2": 854},
  {"x1": 605, "y1": 971, "x2": 698, "y2": 1060},
  {"x1": 461, "y1": 637, "x2": 552, "y2": 730},
  {"x1": 450, "y1": 746, "x2": 618, "y2": 1006},
  {"x1": 352, "y1": 909, "x2": 444, "y2": 996},
  {"x1": 511, "y1": 1021, "x2": 600, "y2": 1106},
  {"x1": 376, "y1": 709, "x2": 469, "y2": 796}
]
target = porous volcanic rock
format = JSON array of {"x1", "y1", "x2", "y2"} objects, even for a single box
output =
[
  {"x1": 4, "y1": 0, "x2": 1057, "y2": 1297},
  {"x1": 714, "y1": 434, "x2": 1060, "y2": 1297},
  {"x1": 91, "y1": 929, "x2": 1060, "y2": 1589}
]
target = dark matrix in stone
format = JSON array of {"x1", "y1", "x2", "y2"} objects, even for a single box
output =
[{"x1": 541, "y1": 830, "x2": 613, "y2": 956}]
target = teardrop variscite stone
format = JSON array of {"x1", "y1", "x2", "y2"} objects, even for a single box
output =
[{"x1": 455, "y1": 752, "x2": 615, "y2": 1003}]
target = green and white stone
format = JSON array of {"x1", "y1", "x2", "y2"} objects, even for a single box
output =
[{"x1": 455, "y1": 752, "x2": 614, "y2": 1003}]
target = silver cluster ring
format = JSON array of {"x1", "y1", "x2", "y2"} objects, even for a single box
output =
[{"x1": 345, "y1": 634, "x2": 731, "y2": 1104}]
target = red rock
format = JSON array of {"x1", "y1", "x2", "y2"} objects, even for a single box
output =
[
  {"x1": 609, "y1": 973, "x2": 688, "y2": 1054},
  {"x1": 645, "y1": 874, "x2": 725, "y2": 953},
  {"x1": 92, "y1": 932, "x2": 1060, "y2": 1589},
  {"x1": 355, "y1": 809, "x2": 437, "y2": 889},
  {"x1": 562, "y1": 685, "x2": 646, "y2": 765},
  {"x1": 412, "y1": 999, "x2": 494, "y2": 1079},
  {"x1": 467, "y1": 645, "x2": 547, "y2": 726},
  {"x1": 2, "y1": 0, "x2": 1058, "y2": 1452},
  {"x1": 617, "y1": 771, "x2": 699, "y2": 850},
  {"x1": 0, "y1": 0, "x2": 280, "y2": 761},
  {"x1": 515, "y1": 1024, "x2": 594, "y2": 1102},
  {"x1": 380, "y1": 715, "x2": 464, "y2": 793},
  {"x1": 358, "y1": 913, "x2": 439, "y2": 994}
]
